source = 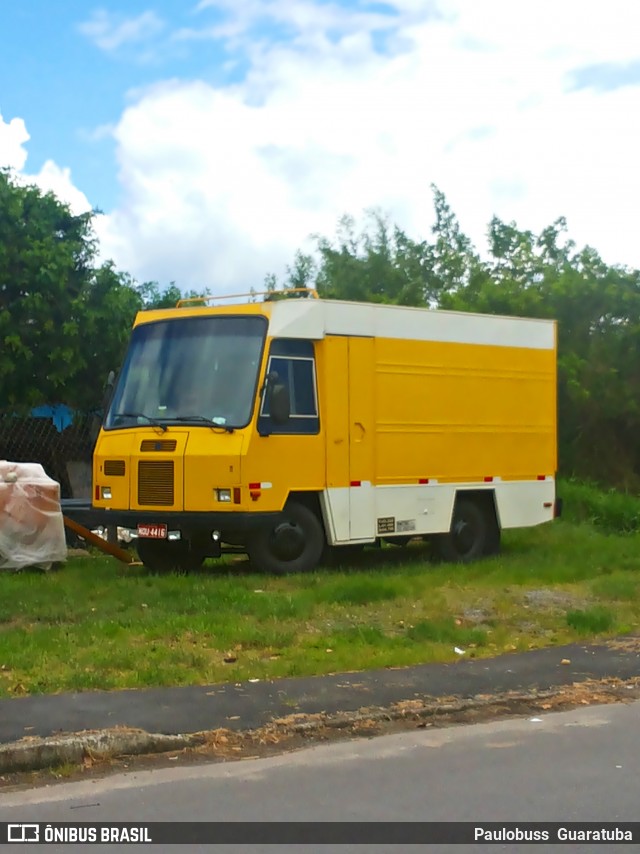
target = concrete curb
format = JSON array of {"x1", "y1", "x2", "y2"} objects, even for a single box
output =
[
  {"x1": 265, "y1": 678, "x2": 640, "y2": 733},
  {"x1": 3, "y1": 677, "x2": 638, "y2": 775},
  {"x1": 0, "y1": 729, "x2": 202, "y2": 775}
]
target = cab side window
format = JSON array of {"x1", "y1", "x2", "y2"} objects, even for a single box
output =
[{"x1": 259, "y1": 340, "x2": 319, "y2": 434}]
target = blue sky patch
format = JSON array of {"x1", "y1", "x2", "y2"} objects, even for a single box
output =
[{"x1": 569, "y1": 59, "x2": 640, "y2": 92}]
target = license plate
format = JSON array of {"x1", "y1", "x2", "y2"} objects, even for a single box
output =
[{"x1": 137, "y1": 524, "x2": 168, "y2": 539}]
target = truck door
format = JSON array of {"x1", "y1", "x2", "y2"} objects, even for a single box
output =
[{"x1": 348, "y1": 337, "x2": 376, "y2": 540}]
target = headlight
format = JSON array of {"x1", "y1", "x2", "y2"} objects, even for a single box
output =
[
  {"x1": 215, "y1": 489, "x2": 232, "y2": 502},
  {"x1": 101, "y1": 486, "x2": 112, "y2": 499}
]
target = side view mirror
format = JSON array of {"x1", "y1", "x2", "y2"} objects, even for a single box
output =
[
  {"x1": 270, "y1": 382, "x2": 290, "y2": 425},
  {"x1": 262, "y1": 371, "x2": 290, "y2": 428},
  {"x1": 102, "y1": 369, "x2": 116, "y2": 412}
]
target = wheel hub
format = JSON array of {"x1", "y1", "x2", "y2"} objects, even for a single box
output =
[{"x1": 270, "y1": 521, "x2": 305, "y2": 561}]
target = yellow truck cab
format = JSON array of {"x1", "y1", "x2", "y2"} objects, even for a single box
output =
[{"x1": 92, "y1": 290, "x2": 558, "y2": 573}]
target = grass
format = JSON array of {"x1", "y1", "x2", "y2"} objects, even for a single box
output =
[
  {"x1": 560, "y1": 478, "x2": 640, "y2": 534},
  {"x1": 1, "y1": 478, "x2": 640, "y2": 698},
  {"x1": 566, "y1": 607, "x2": 615, "y2": 635}
]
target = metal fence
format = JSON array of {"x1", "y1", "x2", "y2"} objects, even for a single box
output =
[{"x1": 0, "y1": 408, "x2": 98, "y2": 500}]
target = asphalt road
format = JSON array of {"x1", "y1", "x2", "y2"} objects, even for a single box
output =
[{"x1": 1, "y1": 700, "x2": 637, "y2": 852}]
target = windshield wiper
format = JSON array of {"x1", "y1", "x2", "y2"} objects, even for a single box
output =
[
  {"x1": 175, "y1": 415, "x2": 234, "y2": 432},
  {"x1": 112, "y1": 412, "x2": 168, "y2": 432}
]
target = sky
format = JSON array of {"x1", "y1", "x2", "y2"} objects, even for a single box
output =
[{"x1": 1, "y1": 0, "x2": 640, "y2": 293}]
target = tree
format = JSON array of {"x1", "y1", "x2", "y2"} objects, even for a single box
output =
[
  {"x1": 306, "y1": 210, "x2": 432, "y2": 306},
  {"x1": 0, "y1": 170, "x2": 183, "y2": 411},
  {"x1": 0, "y1": 169, "x2": 96, "y2": 407}
]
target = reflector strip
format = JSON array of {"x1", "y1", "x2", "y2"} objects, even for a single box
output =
[
  {"x1": 537, "y1": 475, "x2": 546, "y2": 481},
  {"x1": 484, "y1": 476, "x2": 494, "y2": 482},
  {"x1": 418, "y1": 478, "x2": 429, "y2": 484},
  {"x1": 350, "y1": 480, "x2": 361, "y2": 487}
]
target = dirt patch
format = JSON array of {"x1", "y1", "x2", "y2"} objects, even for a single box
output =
[
  {"x1": 603, "y1": 637, "x2": 640, "y2": 653},
  {"x1": 462, "y1": 608, "x2": 492, "y2": 624},
  {"x1": 523, "y1": 589, "x2": 580, "y2": 609}
]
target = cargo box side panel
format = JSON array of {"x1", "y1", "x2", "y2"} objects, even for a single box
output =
[{"x1": 373, "y1": 335, "x2": 556, "y2": 486}]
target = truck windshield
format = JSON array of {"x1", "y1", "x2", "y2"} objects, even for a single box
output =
[{"x1": 105, "y1": 315, "x2": 266, "y2": 430}]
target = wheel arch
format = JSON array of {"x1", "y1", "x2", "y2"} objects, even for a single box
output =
[
  {"x1": 449, "y1": 488, "x2": 500, "y2": 530},
  {"x1": 438, "y1": 487, "x2": 501, "y2": 561},
  {"x1": 287, "y1": 490, "x2": 325, "y2": 526}
]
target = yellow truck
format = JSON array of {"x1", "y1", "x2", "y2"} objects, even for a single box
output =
[{"x1": 91, "y1": 291, "x2": 559, "y2": 573}]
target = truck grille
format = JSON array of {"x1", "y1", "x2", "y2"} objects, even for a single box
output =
[
  {"x1": 140, "y1": 440, "x2": 177, "y2": 452},
  {"x1": 138, "y1": 460, "x2": 174, "y2": 506}
]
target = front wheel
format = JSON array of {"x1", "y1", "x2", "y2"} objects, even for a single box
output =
[
  {"x1": 434, "y1": 498, "x2": 498, "y2": 563},
  {"x1": 248, "y1": 501, "x2": 325, "y2": 574}
]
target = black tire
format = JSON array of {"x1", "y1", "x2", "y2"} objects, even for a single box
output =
[
  {"x1": 136, "y1": 539, "x2": 204, "y2": 574},
  {"x1": 435, "y1": 497, "x2": 498, "y2": 563},
  {"x1": 248, "y1": 501, "x2": 325, "y2": 574}
]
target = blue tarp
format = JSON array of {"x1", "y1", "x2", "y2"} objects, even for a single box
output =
[{"x1": 29, "y1": 404, "x2": 75, "y2": 433}]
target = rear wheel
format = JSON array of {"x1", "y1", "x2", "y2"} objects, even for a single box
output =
[
  {"x1": 136, "y1": 539, "x2": 204, "y2": 574},
  {"x1": 248, "y1": 501, "x2": 325, "y2": 574},
  {"x1": 435, "y1": 497, "x2": 499, "y2": 563}
]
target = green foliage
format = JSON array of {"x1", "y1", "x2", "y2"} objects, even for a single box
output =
[
  {"x1": 406, "y1": 618, "x2": 487, "y2": 647},
  {"x1": 0, "y1": 170, "x2": 94, "y2": 406},
  {"x1": 559, "y1": 479, "x2": 640, "y2": 534},
  {"x1": 311, "y1": 210, "x2": 434, "y2": 306},
  {"x1": 137, "y1": 280, "x2": 183, "y2": 309},
  {"x1": 315, "y1": 576, "x2": 402, "y2": 605},
  {"x1": 138, "y1": 281, "x2": 207, "y2": 309},
  {"x1": 566, "y1": 606, "x2": 614, "y2": 634},
  {"x1": 591, "y1": 573, "x2": 639, "y2": 601}
]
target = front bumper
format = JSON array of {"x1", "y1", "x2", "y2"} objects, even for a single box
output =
[{"x1": 69, "y1": 505, "x2": 279, "y2": 534}]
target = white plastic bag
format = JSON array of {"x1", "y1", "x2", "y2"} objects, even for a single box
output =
[{"x1": 0, "y1": 460, "x2": 67, "y2": 570}]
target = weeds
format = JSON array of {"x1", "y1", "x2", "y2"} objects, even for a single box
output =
[{"x1": 566, "y1": 607, "x2": 615, "y2": 635}]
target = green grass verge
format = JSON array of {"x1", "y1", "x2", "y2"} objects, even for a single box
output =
[
  {"x1": 560, "y1": 478, "x2": 640, "y2": 534},
  {"x1": 1, "y1": 480, "x2": 640, "y2": 698}
]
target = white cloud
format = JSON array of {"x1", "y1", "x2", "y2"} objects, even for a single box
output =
[
  {"x1": 0, "y1": 113, "x2": 30, "y2": 171},
  {"x1": 79, "y1": 9, "x2": 165, "y2": 52},
  {"x1": 0, "y1": 113, "x2": 91, "y2": 215},
  {"x1": 10, "y1": 0, "x2": 640, "y2": 290},
  {"x1": 32, "y1": 161, "x2": 92, "y2": 216},
  {"x1": 92, "y1": 0, "x2": 640, "y2": 289}
]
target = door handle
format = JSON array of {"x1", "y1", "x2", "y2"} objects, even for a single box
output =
[{"x1": 352, "y1": 422, "x2": 365, "y2": 442}]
